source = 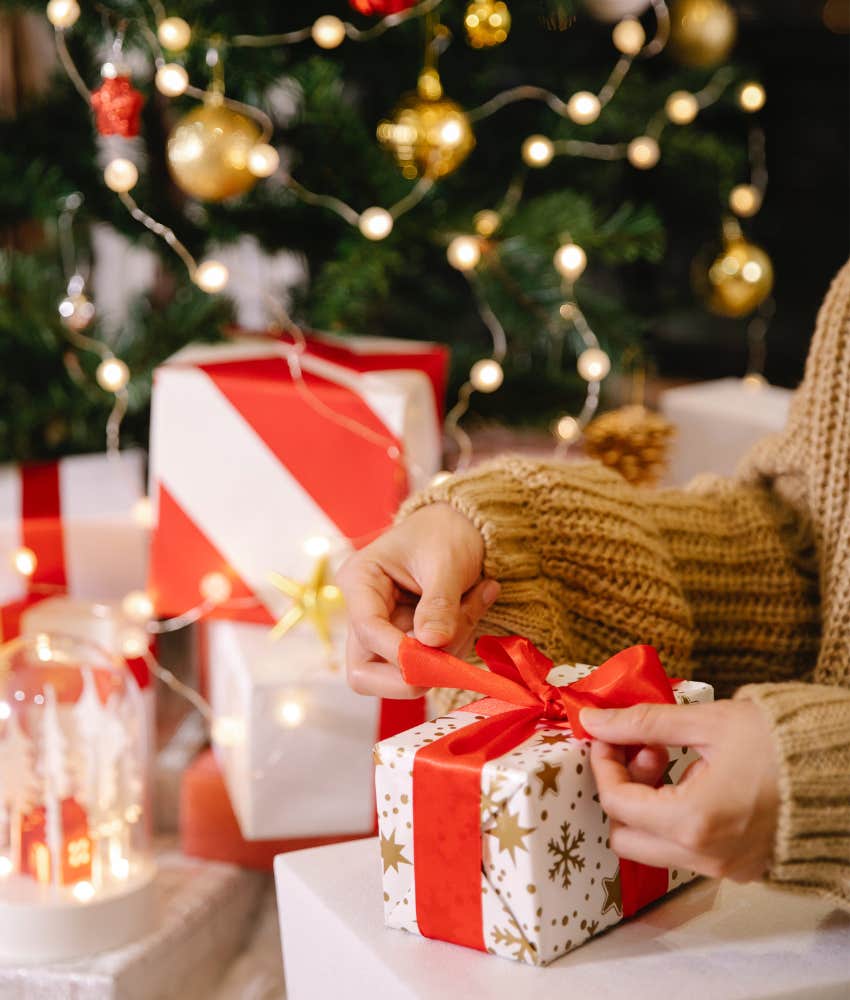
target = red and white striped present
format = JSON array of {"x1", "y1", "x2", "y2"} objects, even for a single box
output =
[{"x1": 147, "y1": 332, "x2": 449, "y2": 623}]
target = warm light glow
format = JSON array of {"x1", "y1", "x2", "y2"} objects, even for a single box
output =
[
  {"x1": 111, "y1": 856, "x2": 130, "y2": 880},
  {"x1": 741, "y1": 260, "x2": 763, "y2": 283},
  {"x1": 473, "y1": 209, "x2": 501, "y2": 237},
  {"x1": 559, "y1": 302, "x2": 577, "y2": 321},
  {"x1": 200, "y1": 571, "x2": 232, "y2": 605},
  {"x1": 738, "y1": 81, "x2": 766, "y2": 113},
  {"x1": 72, "y1": 880, "x2": 95, "y2": 902},
  {"x1": 12, "y1": 546, "x2": 37, "y2": 577},
  {"x1": 729, "y1": 183, "x2": 761, "y2": 217},
  {"x1": 665, "y1": 90, "x2": 699, "y2": 125},
  {"x1": 440, "y1": 119, "x2": 464, "y2": 146},
  {"x1": 469, "y1": 359, "x2": 504, "y2": 393},
  {"x1": 742, "y1": 372, "x2": 767, "y2": 391},
  {"x1": 122, "y1": 589, "x2": 154, "y2": 623},
  {"x1": 194, "y1": 260, "x2": 230, "y2": 293},
  {"x1": 46, "y1": 0, "x2": 80, "y2": 29},
  {"x1": 303, "y1": 535, "x2": 331, "y2": 558},
  {"x1": 212, "y1": 715, "x2": 245, "y2": 747},
  {"x1": 312, "y1": 14, "x2": 346, "y2": 49},
  {"x1": 430, "y1": 470, "x2": 452, "y2": 486},
  {"x1": 96, "y1": 357, "x2": 130, "y2": 392},
  {"x1": 36, "y1": 634, "x2": 52, "y2": 662},
  {"x1": 157, "y1": 16, "x2": 192, "y2": 51},
  {"x1": 358, "y1": 207, "x2": 394, "y2": 241},
  {"x1": 132, "y1": 497, "x2": 155, "y2": 529},
  {"x1": 447, "y1": 236, "x2": 481, "y2": 271},
  {"x1": 567, "y1": 91, "x2": 601, "y2": 125},
  {"x1": 521, "y1": 135, "x2": 554, "y2": 167},
  {"x1": 0, "y1": 702, "x2": 10, "y2": 721},
  {"x1": 627, "y1": 136, "x2": 660, "y2": 169},
  {"x1": 278, "y1": 699, "x2": 305, "y2": 728},
  {"x1": 553, "y1": 243, "x2": 587, "y2": 281},
  {"x1": 103, "y1": 158, "x2": 138, "y2": 193},
  {"x1": 0, "y1": 856, "x2": 12, "y2": 877},
  {"x1": 155, "y1": 63, "x2": 189, "y2": 97},
  {"x1": 577, "y1": 348, "x2": 611, "y2": 382},
  {"x1": 555, "y1": 415, "x2": 581, "y2": 443},
  {"x1": 120, "y1": 627, "x2": 149, "y2": 658},
  {"x1": 248, "y1": 143, "x2": 280, "y2": 178},
  {"x1": 612, "y1": 17, "x2": 645, "y2": 55}
]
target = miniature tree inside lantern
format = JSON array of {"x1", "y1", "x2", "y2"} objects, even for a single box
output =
[{"x1": 0, "y1": 634, "x2": 155, "y2": 963}]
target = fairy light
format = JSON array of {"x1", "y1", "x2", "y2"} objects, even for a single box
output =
[
  {"x1": 72, "y1": 881, "x2": 95, "y2": 902},
  {"x1": 473, "y1": 210, "x2": 501, "y2": 237},
  {"x1": 103, "y1": 158, "x2": 138, "y2": 193},
  {"x1": 120, "y1": 627, "x2": 149, "y2": 658},
  {"x1": 738, "y1": 82, "x2": 766, "y2": 113},
  {"x1": 729, "y1": 183, "x2": 761, "y2": 217},
  {"x1": 627, "y1": 136, "x2": 660, "y2": 169},
  {"x1": 278, "y1": 698, "x2": 305, "y2": 728},
  {"x1": 665, "y1": 90, "x2": 699, "y2": 125},
  {"x1": 303, "y1": 535, "x2": 331, "y2": 557},
  {"x1": 193, "y1": 260, "x2": 230, "y2": 293},
  {"x1": 35, "y1": 634, "x2": 52, "y2": 662},
  {"x1": 612, "y1": 18, "x2": 645, "y2": 55},
  {"x1": 430, "y1": 470, "x2": 452, "y2": 486},
  {"x1": 247, "y1": 144, "x2": 280, "y2": 178},
  {"x1": 447, "y1": 236, "x2": 481, "y2": 271},
  {"x1": 110, "y1": 856, "x2": 130, "y2": 880},
  {"x1": 46, "y1": 0, "x2": 80, "y2": 29},
  {"x1": 521, "y1": 135, "x2": 554, "y2": 167},
  {"x1": 157, "y1": 16, "x2": 192, "y2": 51},
  {"x1": 122, "y1": 590, "x2": 155, "y2": 623},
  {"x1": 0, "y1": 702, "x2": 10, "y2": 721},
  {"x1": 469, "y1": 359, "x2": 504, "y2": 393},
  {"x1": 567, "y1": 91, "x2": 601, "y2": 125},
  {"x1": 553, "y1": 243, "x2": 587, "y2": 281},
  {"x1": 155, "y1": 63, "x2": 189, "y2": 97},
  {"x1": 96, "y1": 357, "x2": 130, "y2": 392},
  {"x1": 199, "y1": 571, "x2": 232, "y2": 605},
  {"x1": 0, "y1": 856, "x2": 12, "y2": 877},
  {"x1": 12, "y1": 546, "x2": 38, "y2": 577},
  {"x1": 312, "y1": 15, "x2": 346, "y2": 49},
  {"x1": 212, "y1": 715, "x2": 244, "y2": 747},
  {"x1": 358, "y1": 207, "x2": 393, "y2": 240},
  {"x1": 132, "y1": 497, "x2": 155, "y2": 529},
  {"x1": 555, "y1": 415, "x2": 581, "y2": 443},
  {"x1": 577, "y1": 348, "x2": 611, "y2": 382}
]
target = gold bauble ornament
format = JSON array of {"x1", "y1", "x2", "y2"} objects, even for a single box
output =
[
  {"x1": 166, "y1": 100, "x2": 261, "y2": 202},
  {"x1": 377, "y1": 72, "x2": 475, "y2": 180},
  {"x1": 583, "y1": 405, "x2": 675, "y2": 487},
  {"x1": 669, "y1": 0, "x2": 737, "y2": 67},
  {"x1": 697, "y1": 222, "x2": 774, "y2": 318},
  {"x1": 464, "y1": 1, "x2": 511, "y2": 48}
]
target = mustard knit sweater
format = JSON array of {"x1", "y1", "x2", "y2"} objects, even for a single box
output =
[{"x1": 402, "y1": 260, "x2": 850, "y2": 910}]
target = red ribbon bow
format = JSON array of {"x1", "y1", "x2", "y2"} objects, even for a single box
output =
[{"x1": 397, "y1": 635, "x2": 677, "y2": 951}]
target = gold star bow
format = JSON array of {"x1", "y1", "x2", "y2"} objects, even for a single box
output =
[{"x1": 268, "y1": 555, "x2": 344, "y2": 650}]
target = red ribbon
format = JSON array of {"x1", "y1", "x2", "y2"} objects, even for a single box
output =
[
  {"x1": 398, "y1": 635, "x2": 677, "y2": 950},
  {"x1": 21, "y1": 462, "x2": 67, "y2": 591}
]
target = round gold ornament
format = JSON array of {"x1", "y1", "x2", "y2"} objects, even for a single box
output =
[
  {"x1": 697, "y1": 224, "x2": 774, "y2": 318},
  {"x1": 166, "y1": 100, "x2": 261, "y2": 202},
  {"x1": 464, "y1": 1, "x2": 511, "y2": 48},
  {"x1": 583, "y1": 405, "x2": 675, "y2": 487},
  {"x1": 377, "y1": 72, "x2": 475, "y2": 180},
  {"x1": 669, "y1": 0, "x2": 737, "y2": 67}
]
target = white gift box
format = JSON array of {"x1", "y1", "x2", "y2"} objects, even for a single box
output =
[
  {"x1": 659, "y1": 377, "x2": 793, "y2": 486},
  {"x1": 208, "y1": 619, "x2": 383, "y2": 840}
]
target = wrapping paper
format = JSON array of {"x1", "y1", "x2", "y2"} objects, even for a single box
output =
[
  {"x1": 376, "y1": 660, "x2": 713, "y2": 966},
  {"x1": 148, "y1": 333, "x2": 448, "y2": 623}
]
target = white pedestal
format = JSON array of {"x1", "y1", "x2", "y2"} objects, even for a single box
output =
[
  {"x1": 275, "y1": 839, "x2": 850, "y2": 1000},
  {"x1": 659, "y1": 378, "x2": 793, "y2": 486}
]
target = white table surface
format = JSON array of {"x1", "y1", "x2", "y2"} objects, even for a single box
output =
[{"x1": 275, "y1": 838, "x2": 850, "y2": 1000}]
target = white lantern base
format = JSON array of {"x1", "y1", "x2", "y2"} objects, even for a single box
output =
[{"x1": 0, "y1": 864, "x2": 156, "y2": 964}]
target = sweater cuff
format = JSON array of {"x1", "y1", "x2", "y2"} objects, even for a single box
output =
[{"x1": 735, "y1": 682, "x2": 850, "y2": 910}]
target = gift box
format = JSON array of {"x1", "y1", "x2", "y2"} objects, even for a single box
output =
[
  {"x1": 375, "y1": 637, "x2": 714, "y2": 966},
  {"x1": 0, "y1": 450, "x2": 149, "y2": 640},
  {"x1": 207, "y1": 619, "x2": 425, "y2": 840},
  {"x1": 148, "y1": 332, "x2": 448, "y2": 624}
]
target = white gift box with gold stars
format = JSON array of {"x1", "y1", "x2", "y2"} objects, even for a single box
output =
[{"x1": 374, "y1": 663, "x2": 713, "y2": 966}]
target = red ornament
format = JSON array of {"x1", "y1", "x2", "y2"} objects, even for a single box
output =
[
  {"x1": 348, "y1": 0, "x2": 418, "y2": 15},
  {"x1": 90, "y1": 76, "x2": 145, "y2": 138}
]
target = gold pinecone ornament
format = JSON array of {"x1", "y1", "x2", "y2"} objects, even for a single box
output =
[{"x1": 583, "y1": 405, "x2": 675, "y2": 486}]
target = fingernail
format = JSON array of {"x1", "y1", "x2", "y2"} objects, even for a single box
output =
[
  {"x1": 419, "y1": 624, "x2": 450, "y2": 645},
  {"x1": 482, "y1": 581, "x2": 500, "y2": 605}
]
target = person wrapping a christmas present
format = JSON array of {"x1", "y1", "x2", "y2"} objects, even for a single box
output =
[{"x1": 339, "y1": 259, "x2": 850, "y2": 910}]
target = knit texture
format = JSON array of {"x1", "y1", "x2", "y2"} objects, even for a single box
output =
[{"x1": 401, "y1": 259, "x2": 850, "y2": 907}]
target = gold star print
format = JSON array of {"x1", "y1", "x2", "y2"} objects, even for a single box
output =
[
  {"x1": 380, "y1": 829, "x2": 412, "y2": 874},
  {"x1": 537, "y1": 731, "x2": 570, "y2": 747},
  {"x1": 534, "y1": 760, "x2": 561, "y2": 797},
  {"x1": 489, "y1": 808, "x2": 535, "y2": 864},
  {"x1": 602, "y1": 868, "x2": 622, "y2": 916},
  {"x1": 480, "y1": 773, "x2": 508, "y2": 817},
  {"x1": 268, "y1": 555, "x2": 344, "y2": 650}
]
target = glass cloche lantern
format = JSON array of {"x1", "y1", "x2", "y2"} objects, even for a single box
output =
[{"x1": 0, "y1": 633, "x2": 155, "y2": 963}]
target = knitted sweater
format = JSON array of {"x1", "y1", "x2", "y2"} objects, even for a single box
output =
[{"x1": 401, "y1": 260, "x2": 850, "y2": 909}]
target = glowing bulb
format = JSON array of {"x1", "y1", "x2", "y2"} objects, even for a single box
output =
[
  {"x1": 303, "y1": 535, "x2": 331, "y2": 558},
  {"x1": 279, "y1": 699, "x2": 305, "y2": 728},
  {"x1": 567, "y1": 91, "x2": 601, "y2": 125},
  {"x1": 627, "y1": 136, "x2": 660, "y2": 169},
  {"x1": 96, "y1": 357, "x2": 130, "y2": 392},
  {"x1": 742, "y1": 372, "x2": 767, "y2": 391},
  {"x1": 122, "y1": 589, "x2": 154, "y2": 623},
  {"x1": 440, "y1": 119, "x2": 463, "y2": 145},
  {"x1": 430, "y1": 470, "x2": 452, "y2": 486},
  {"x1": 212, "y1": 716, "x2": 244, "y2": 747},
  {"x1": 742, "y1": 260, "x2": 763, "y2": 283},
  {"x1": 46, "y1": 0, "x2": 80, "y2": 29},
  {"x1": 521, "y1": 135, "x2": 554, "y2": 167},
  {"x1": 120, "y1": 627, "x2": 149, "y2": 659},
  {"x1": 72, "y1": 881, "x2": 95, "y2": 902},
  {"x1": 447, "y1": 236, "x2": 481, "y2": 271},
  {"x1": 729, "y1": 183, "x2": 761, "y2": 217},
  {"x1": 559, "y1": 302, "x2": 577, "y2": 321},
  {"x1": 469, "y1": 359, "x2": 504, "y2": 393},
  {"x1": 36, "y1": 634, "x2": 52, "y2": 662},
  {"x1": 200, "y1": 571, "x2": 232, "y2": 605},
  {"x1": 155, "y1": 63, "x2": 188, "y2": 97},
  {"x1": 110, "y1": 856, "x2": 130, "y2": 880},
  {"x1": 555, "y1": 415, "x2": 581, "y2": 443},
  {"x1": 194, "y1": 260, "x2": 229, "y2": 293},
  {"x1": 0, "y1": 856, "x2": 12, "y2": 877},
  {"x1": 358, "y1": 207, "x2": 393, "y2": 241},
  {"x1": 312, "y1": 14, "x2": 346, "y2": 49},
  {"x1": 577, "y1": 348, "x2": 611, "y2": 382},
  {"x1": 157, "y1": 16, "x2": 191, "y2": 51},
  {"x1": 738, "y1": 82, "x2": 766, "y2": 113},
  {"x1": 248, "y1": 143, "x2": 280, "y2": 178},
  {"x1": 12, "y1": 546, "x2": 37, "y2": 577},
  {"x1": 553, "y1": 243, "x2": 587, "y2": 281},
  {"x1": 473, "y1": 210, "x2": 501, "y2": 237},
  {"x1": 103, "y1": 158, "x2": 138, "y2": 193},
  {"x1": 665, "y1": 91, "x2": 699, "y2": 125},
  {"x1": 612, "y1": 18, "x2": 645, "y2": 55},
  {"x1": 132, "y1": 497, "x2": 155, "y2": 529},
  {"x1": 0, "y1": 702, "x2": 10, "y2": 721}
]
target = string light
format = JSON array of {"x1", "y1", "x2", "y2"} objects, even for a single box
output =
[
  {"x1": 738, "y1": 81, "x2": 766, "y2": 113},
  {"x1": 521, "y1": 135, "x2": 554, "y2": 167},
  {"x1": 665, "y1": 90, "x2": 699, "y2": 125},
  {"x1": 278, "y1": 698, "x2": 305, "y2": 728},
  {"x1": 567, "y1": 92, "x2": 601, "y2": 125},
  {"x1": 577, "y1": 348, "x2": 611, "y2": 382},
  {"x1": 157, "y1": 16, "x2": 192, "y2": 51},
  {"x1": 95, "y1": 357, "x2": 130, "y2": 392},
  {"x1": 46, "y1": 0, "x2": 79, "y2": 29},
  {"x1": 132, "y1": 497, "x2": 155, "y2": 529},
  {"x1": 199, "y1": 571, "x2": 232, "y2": 605},
  {"x1": 473, "y1": 209, "x2": 501, "y2": 236},
  {"x1": 119, "y1": 627, "x2": 149, "y2": 658},
  {"x1": 612, "y1": 18, "x2": 646, "y2": 55},
  {"x1": 627, "y1": 135, "x2": 660, "y2": 169},
  {"x1": 469, "y1": 358, "x2": 504, "y2": 392},
  {"x1": 103, "y1": 158, "x2": 138, "y2": 193},
  {"x1": 155, "y1": 63, "x2": 189, "y2": 97},
  {"x1": 72, "y1": 881, "x2": 95, "y2": 903},
  {"x1": 11, "y1": 546, "x2": 37, "y2": 577},
  {"x1": 303, "y1": 536, "x2": 331, "y2": 557},
  {"x1": 58, "y1": 292, "x2": 95, "y2": 331},
  {"x1": 729, "y1": 183, "x2": 761, "y2": 217},
  {"x1": 0, "y1": 856, "x2": 12, "y2": 877},
  {"x1": 312, "y1": 15, "x2": 346, "y2": 49},
  {"x1": 553, "y1": 243, "x2": 587, "y2": 281},
  {"x1": 358, "y1": 207, "x2": 394, "y2": 240},
  {"x1": 193, "y1": 260, "x2": 230, "y2": 293},
  {"x1": 555, "y1": 415, "x2": 581, "y2": 443},
  {"x1": 247, "y1": 143, "x2": 280, "y2": 177},
  {"x1": 212, "y1": 716, "x2": 245, "y2": 747},
  {"x1": 121, "y1": 590, "x2": 155, "y2": 623},
  {"x1": 447, "y1": 236, "x2": 481, "y2": 271}
]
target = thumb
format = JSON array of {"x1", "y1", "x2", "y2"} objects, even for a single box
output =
[
  {"x1": 413, "y1": 563, "x2": 465, "y2": 647},
  {"x1": 580, "y1": 702, "x2": 714, "y2": 748}
]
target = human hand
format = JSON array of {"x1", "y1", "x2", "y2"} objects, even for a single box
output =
[
  {"x1": 338, "y1": 503, "x2": 500, "y2": 699},
  {"x1": 581, "y1": 699, "x2": 780, "y2": 882}
]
